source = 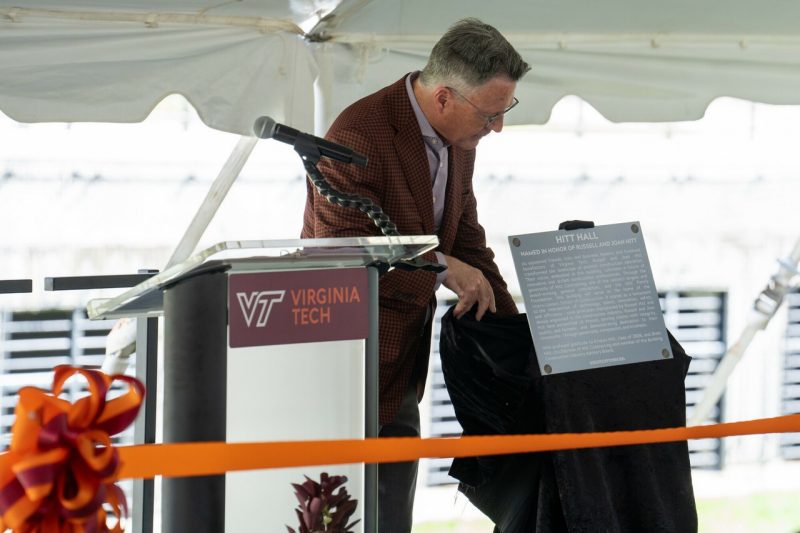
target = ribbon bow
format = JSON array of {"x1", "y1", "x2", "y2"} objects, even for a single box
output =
[{"x1": 0, "y1": 365, "x2": 145, "y2": 532}]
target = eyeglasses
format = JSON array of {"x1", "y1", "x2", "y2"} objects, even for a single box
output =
[{"x1": 447, "y1": 86, "x2": 519, "y2": 127}]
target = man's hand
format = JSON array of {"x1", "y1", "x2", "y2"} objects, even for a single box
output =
[{"x1": 442, "y1": 254, "x2": 496, "y2": 320}]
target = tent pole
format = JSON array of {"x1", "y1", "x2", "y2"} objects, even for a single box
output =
[
  {"x1": 313, "y1": 43, "x2": 333, "y2": 136},
  {"x1": 689, "y1": 236, "x2": 800, "y2": 426},
  {"x1": 166, "y1": 135, "x2": 258, "y2": 269},
  {"x1": 101, "y1": 134, "x2": 257, "y2": 370}
]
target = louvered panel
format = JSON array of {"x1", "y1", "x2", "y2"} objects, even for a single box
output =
[
  {"x1": 685, "y1": 341, "x2": 727, "y2": 358},
  {"x1": 785, "y1": 338, "x2": 800, "y2": 353},
  {"x1": 668, "y1": 296, "x2": 723, "y2": 311},
  {"x1": 781, "y1": 289, "x2": 800, "y2": 460},
  {"x1": 662, "y1": 290, "x2": 727, "y2": 470},
  {"x1": 2, "y1": 320, "x2": 73, "y2": 334},
  {"x1": 780, "y1": 432, "x2": 800, "y2": 446},
  {"x1": 1, "y1": 372, "x2": 61, "y2": 388},
  {"x1": 2, "y1": 355, "x2": 73, "y2": 371},
  {"x1": 689, "y1": 451, "x2": 724, "y2": 468},
  {"x1": 427, "y1": 458, "x2": 458, "y2": 486},
  {"x1": 670, "y1": 311, "x2": 721, "y2": 327},
  {"x1": 685, "y1": 403, "x2": 721, "y2": 422},
  {"x1": 0, "y1": 310, "x2": 121, "y2": 447},
  {"x1": 73, "y1": 336, "x2": 109, "y2": 351},
  {"x1": 430, "y1": 402, "x2": 457, "y2": 419},
  {"x1": 425, "y1": 300, "x2": 460, "y2": 486},
  {"x1": 782, "y1": 447, "x2": 800, "y2": 460},
  {"x1": 685, "y1": 373, "x2": 715, "y2": 389},
  {"x1": 431, "y1": 420, "x2": 463, "y2": 437},
  {"x1": 666, "y1": 326, "x2": 723, "y2": 342},
  {"x1": 3, "y1": 337, "x2": 72, "y2": 354},
  {"x1": 430, "y1": 385, "x2": 455, "y2": 402},
  {"x1": 685, "y1": 357, "x2": 719, "y2": 373},
  {"x1": 2, "y1": 310, "x2": 73, "y2": 449}
]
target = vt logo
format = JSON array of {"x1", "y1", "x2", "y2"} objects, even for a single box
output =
[{"x1": 236, "y1": 290, "x2": 286, "y2": 328}]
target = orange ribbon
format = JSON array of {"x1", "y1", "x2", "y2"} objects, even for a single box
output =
[
  {"x1": 117, "y1": 413, "x2": 800, "y2": 479},
  {"x1": 0, "y1": 366, "x2": 144, "y2": 533},
  {"x1": 3, "y1": 366, "x2": 799, "y2": 531}
]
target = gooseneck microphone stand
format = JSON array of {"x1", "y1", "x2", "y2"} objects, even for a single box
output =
[
  {"x1": 296, "y1": 136, "x2": 399, "y2": 237},
  {"x1": 294, "y1": 135, "x2": 444, "y2": 273}
]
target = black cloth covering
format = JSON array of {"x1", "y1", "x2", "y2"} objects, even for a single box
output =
[{"x1": 440, "y1": 307, "x2": 698, "y2": 533}]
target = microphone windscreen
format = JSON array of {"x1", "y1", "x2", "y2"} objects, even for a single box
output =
[{"x1": 253, "y1": 116, "x2": 277, "y2": 139}]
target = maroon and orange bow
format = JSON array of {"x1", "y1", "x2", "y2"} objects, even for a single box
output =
[{"x1": 0, "y1": 366, "x2": 144, "y2": 532}]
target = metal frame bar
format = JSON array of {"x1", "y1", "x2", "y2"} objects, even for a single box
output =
[
  {"x1": 364, "y1": 266, "x2": 379, "y2": 532},
  {"x1": 132, "y1": 300, "x2": 159, "y2": 533},
  {"x1": 0, "y1": 279, "x2": 32, "y2": 293},
  {"x1": 44, "y1": 274, "x2": 155, "y2": 291}
]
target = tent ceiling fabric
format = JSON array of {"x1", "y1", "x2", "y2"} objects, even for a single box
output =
[
  {"x1": 0, "y1": 3, "x2": 319, "y2": 134},
  {"x1": 2, "y1": 1, "x2": 800, "y2": 135},
  {"x1": 315, "y1": 0, "x2": 800, "y2": 125}
]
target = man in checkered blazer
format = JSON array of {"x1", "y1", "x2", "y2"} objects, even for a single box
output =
[{"x1": 301, "y1": 18, "x2": 530, "y2": 532}]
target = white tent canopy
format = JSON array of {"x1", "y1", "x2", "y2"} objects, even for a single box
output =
[{"x1": 3, "y1": 0, "x2": 800, "y2": 135}]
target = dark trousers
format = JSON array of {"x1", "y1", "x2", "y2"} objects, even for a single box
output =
[{"x1": 378, "y1": 384, "x2": 420, "y2": 533}]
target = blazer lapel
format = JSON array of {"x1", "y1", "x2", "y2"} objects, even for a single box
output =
[
  {"x1": 387, "y1": 77, "x2": 435, "y2": 235},
  {"x1": 396, "y1": 127, "x2": 435, "y2": 234},
  {"x1": 438, "y1": 147, "x2": 465, "y2": 251}
]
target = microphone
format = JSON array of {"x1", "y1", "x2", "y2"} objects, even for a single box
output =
[{"x1": 253, "y1": 116, "x2": 368, "y2": 167}]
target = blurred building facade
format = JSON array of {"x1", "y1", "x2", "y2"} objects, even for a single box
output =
[{"x1": 2, "y1": 95, "x2": 799, "y2": 527}]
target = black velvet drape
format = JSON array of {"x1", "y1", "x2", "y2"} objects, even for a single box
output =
[{"x1": 440, "y1": 307, "x2": 697, "y2": 533}]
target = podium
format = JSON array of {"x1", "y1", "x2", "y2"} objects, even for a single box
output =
[{"x1": 88, "y1": 236, "x2": 438, "y2": 533}]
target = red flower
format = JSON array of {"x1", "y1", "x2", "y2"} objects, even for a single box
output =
[{"x1": 287, "y1": 472, "x2": 359, "y2": 533}]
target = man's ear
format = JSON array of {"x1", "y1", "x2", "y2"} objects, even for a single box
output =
[{"x1": 432, "y1": 86, "x2": 452, "y2": 114}]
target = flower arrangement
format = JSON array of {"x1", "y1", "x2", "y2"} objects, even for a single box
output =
[{"x1": 287, "y1": 472, "x2": 359, "y2": 533}]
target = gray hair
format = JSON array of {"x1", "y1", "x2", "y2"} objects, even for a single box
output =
[{"x1": 419, "y1": 18, "x2": 530, "y2": 89}]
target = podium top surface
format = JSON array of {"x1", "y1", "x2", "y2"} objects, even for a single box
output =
[{"x1": 87, "y1": 236, "x2": 438, "y2": 320}]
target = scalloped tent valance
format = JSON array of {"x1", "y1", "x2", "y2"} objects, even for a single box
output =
[{"x1": 3, "y1": 0, "x2": 800, "y2": 135}]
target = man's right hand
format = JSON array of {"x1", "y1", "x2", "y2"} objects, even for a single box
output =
[{"x1": 441, "y1": 254, "x2": 496, "y2": 320}]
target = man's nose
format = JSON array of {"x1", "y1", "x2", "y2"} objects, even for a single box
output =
[{"x1": 490, "y1": 116, "x2": 504, "y2": 133}]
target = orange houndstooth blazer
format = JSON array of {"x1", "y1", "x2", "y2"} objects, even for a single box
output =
[{"x1": 302, "y1": 75, "x2": 517, "y2": 425}]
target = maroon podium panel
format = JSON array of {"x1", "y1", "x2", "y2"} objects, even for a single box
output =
[{"x1": 228, "y1": 268, "x2": 369, "y2": 348}]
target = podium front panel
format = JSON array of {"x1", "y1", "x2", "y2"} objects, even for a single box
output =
[
  {"x1": 225, "y1": 340, "x2": 364, "y2": 532},
  {"x1": 224, "y1": 267, "x2": 367, "y2": 531}
]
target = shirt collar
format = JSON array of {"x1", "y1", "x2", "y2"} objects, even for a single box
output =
[{"x1": 405, "y1": 72, "x2": 448, "y2": 149}]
